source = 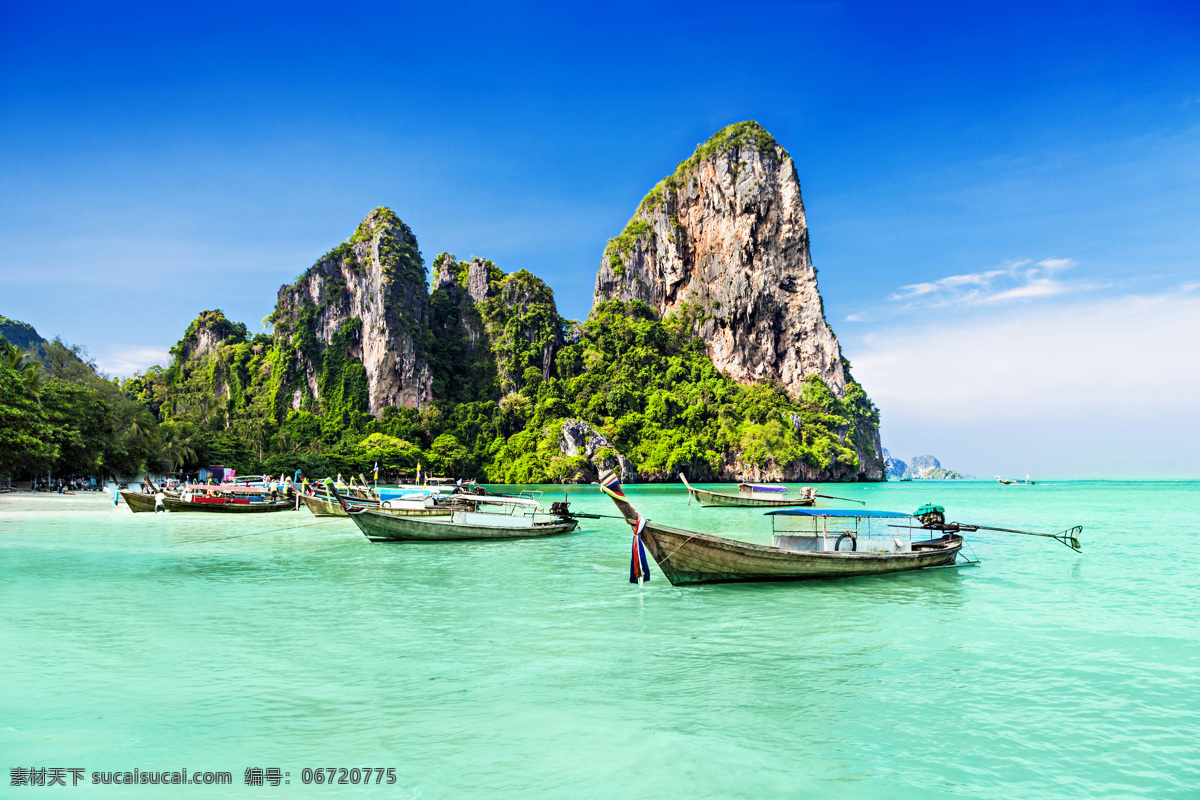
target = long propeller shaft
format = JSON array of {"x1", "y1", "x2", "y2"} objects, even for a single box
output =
[{"x1": 816, "y1": 494, "x2": 867, "y2": 505}]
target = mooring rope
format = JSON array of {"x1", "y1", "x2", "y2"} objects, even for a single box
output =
[{"x1": 166, "y1": 517, "x2": 341, "y2": 547}]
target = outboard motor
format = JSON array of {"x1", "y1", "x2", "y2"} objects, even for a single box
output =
[{"x1": 550, "y1": 501, "x2": 571, "y2": 518}]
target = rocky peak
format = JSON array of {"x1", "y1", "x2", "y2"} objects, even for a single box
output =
[
  {"x1": 433, "y1": 254, "x2": 496, "y2": 304},
  {"x1": 272, "y1": 207, "x2": 433, "y2": 417},
  {"x1": 593, "y1": 120, "x2": 846, "y2": 399},
  {"x1": 172, "y1": 310, "x2": 247, "y2": 363},
  {"x1": 429, "y1": 254, "x2": 564, "y2": 397}
]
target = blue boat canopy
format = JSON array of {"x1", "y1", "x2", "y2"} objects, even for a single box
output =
[{"x1": 765, "y1": 509, "x2": 912, "y2": 518}]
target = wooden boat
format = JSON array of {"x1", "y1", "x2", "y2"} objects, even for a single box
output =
[
  {"x1": 300, "y1": 491, "x2": 456, "y2": 519},
  {"x1": 299, "y1": 491, "x2": 381, "y2": 517},
  {"x1": 119, "y1": 490, "x2": 158, "y2": 513},
  {"x1": 121, "y1": 488, "x2": 295, "y2": 513},
  {"x1": 164, "y1": 493, "x2": 297, "y2": 513},
  {"x1": 342, "y1": 492, "x2": 578, "y2": 542},
  {"x1": 604, "y1": 476, "x2": 961, "y2": 585},
  {"x1": 679, "y1": 474, "x2": 815, "y2": 508}
]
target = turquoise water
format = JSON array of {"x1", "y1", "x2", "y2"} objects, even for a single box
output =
[{"x1": 2, "y1": 481, "x2": 1197, "y2": 798}]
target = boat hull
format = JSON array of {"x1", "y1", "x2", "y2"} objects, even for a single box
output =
[
  {"x1": 299, "y1": 493, "x2": 380, "y2": 517},
  {"x1": 639, "y1": 522, "x2": 961, "y2": 585},
  {"x1": 347, "y1": 508, "x2": 578, "y2": 542},
  {"x1": 679, "y1": 474, "x2": 815, "y2": 508},
  {"x1": 164, "y1": 496, "x2": 296, "y2": 513},
  {"x1": 119, "y1": 490, "x2": 158, "y2": 512},
  {"x1": 688, "y1": 487, "x2": 815, "y2": 508}
]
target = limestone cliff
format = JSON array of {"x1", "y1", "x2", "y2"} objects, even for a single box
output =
[
  {"x1": 429, "y1": 254, "x2": 564, "y2": 401},
  {"x1": 883, "y1": 449, "x2": 908, "y2": 480},
  {"x1": 559, "y1": 419, "x2": 639, "y2": 483},
  {"x1": 900, "y1": 454, "x2": 968, "y2": 480},
  {"x1": 593, "y1": 121, "x2": 884, "y2": 480},
  {"x1": 594, "y1": 121, "x2": 845, "y2": 396},
  {"x1": 271, "y1": 208, "x2": 433, "y2": 418},
  {"x1": 171, "y1": 310, "x2": 248, "y2": 363}
]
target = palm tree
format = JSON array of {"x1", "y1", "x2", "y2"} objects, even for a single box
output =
[
  {"x1": 245, "y1": 417, "x2": 270, "y2": 463},
  {"x1": 159, "y1": 427, "x2": 197, "y2": 473},
  {"x1": 1, "y1": 339, "x2": 43, "y2": 396},
  {"x1": 124, "y1": 410, "x2": 156, "y2": 443}
]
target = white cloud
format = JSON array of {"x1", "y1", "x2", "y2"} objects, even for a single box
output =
[
  {"x1": 95, "y1": 346, "x2": 170, "y2": 377},
  {"x1": 890, "y1": 258, "x2": 1084, "y2": 307},
  {"x1": 848, "y1": 292, "x2": 1200, "y2": 477},
  {"x1": 846, "y1": 312, "x2": 868, "y2": 322}
]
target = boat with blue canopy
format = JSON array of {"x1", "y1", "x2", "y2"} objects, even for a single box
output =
[
  {"x1": 602, "y1": 469, "x2": 1083, "y2": 586},
  {"x1": 603, "y1": 480, "x2": 963, "y2": 585}
]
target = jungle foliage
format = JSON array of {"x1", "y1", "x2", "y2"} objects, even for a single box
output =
[
  {"x1": 0, "y1": 336, "x2": 162, "y2": 480},
  {"x1": 117, "y1": 280, "x2": 875, "y2": 484},
  {"x1": 1, "y1": 198, "x2": 879, "y2": 485}
]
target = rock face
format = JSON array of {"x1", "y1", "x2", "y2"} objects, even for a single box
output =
[
  {"x1": 559, "y1": 419, "x2": 639, "y2": 482},
  {"x1": 594, "y1": 121, "x2": 845, "y2": 397},
  {"x1": 432, "y1": 256, "x2": 492, "y2": 355},
  {"x1": 429, "y1": 254, "x2": 564, "y2": 399},
  {"x1": 272, "y1": 208, "x2": 433, "y2": 417},
  {"x1": 593, "y1": 121, "x2": 884, "y2": 480},
  {"x1": 892, "y1": 453, "x2": 967, "y2": 480},
  {"x1": 883, "y1": 449, "x2": 908, "y2": 480},
  {"x1": 907, "y1": 454, "x2": 941, "y2": 477},
  {"x1": 174, "y1": 310, "x2": 247, "y2": 363}
]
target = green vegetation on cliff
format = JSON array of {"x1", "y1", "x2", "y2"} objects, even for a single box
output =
[
  {"x1": 119, "y1": 286, "x2": 873, "y2": 484},
  {"x1": 1, "y1": 196, "x2": 881, "y2": 484},
  {"x1": 634, "y1": 120, "x2": 784, "y2": 219}
]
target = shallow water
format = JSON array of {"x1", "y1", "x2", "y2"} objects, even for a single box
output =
[{"x1": 2, "y1": 481, "x2": 1197, "y2": 798}]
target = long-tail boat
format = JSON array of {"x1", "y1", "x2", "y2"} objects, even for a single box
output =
[
  {"x1": 119, "y1": 490, "x2": 158, "y2": 512},
  {"x1": 298, "y1": 492, "x2": 378, "y2": 517},
  {"x1": 337, "y1": 489, "x2": 578, "y2": 542},
  {"x1": 607, "y1": 471, "x2": 961, "y2": 585},
  {"x1": 679, "y1": 474, "x2": 816, "y2": 508},
  {"x1": 298, "y1": 479, "x2": 382, "y2": 517},
  {"x1": 165, "y1": 491, "x2": 296, "y2": 513},
  {"x1": 603, "y1": 471, "x2": 1081, "y2": 586},
  {"x1": 678, "y1": 474, "x2": 866, "y2": 508},
  {"x1": 996, "y1": 475, "x2": 1036, "y2": 485}
]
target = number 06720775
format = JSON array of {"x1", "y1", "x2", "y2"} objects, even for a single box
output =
[{"x1": 300, "y1": 768, "x2": 397, "y2": 785}]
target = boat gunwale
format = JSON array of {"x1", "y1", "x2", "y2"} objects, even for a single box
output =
[
  {"x1": 346, "y1": 506, "x2": 578, "y2": 542},
  {"x1": 641, "y1": 521, "x2": 963, "y2": 584},
  {"x1": 679, "y1": 474, "x2": 816, "y2": 507}
]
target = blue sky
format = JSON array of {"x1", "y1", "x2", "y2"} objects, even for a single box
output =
[{"x1": 2, "y1": 1, "x2": 1198, "y2": 477}]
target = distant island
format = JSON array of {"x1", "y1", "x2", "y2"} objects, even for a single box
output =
[
  {"x1": 883, "y1": 450, "x2": 971, "y2": 480},
  {"x1": 1, "y1": 122, "x2": 888, "y2": 485}
]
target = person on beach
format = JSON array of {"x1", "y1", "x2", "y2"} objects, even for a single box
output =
[{"x1": 154, "y1": 490, "x2": 166, "y2": 512}]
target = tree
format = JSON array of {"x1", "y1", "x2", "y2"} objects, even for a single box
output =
[
  {"x1": 159, "y1": 424, "x2": 198, "y2": 473},
  {"x1": 0, "y1": 353, "x2": 54, "y2": 476}
]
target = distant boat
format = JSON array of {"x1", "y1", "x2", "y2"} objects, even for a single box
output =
[
  {"x1": 679, "y1": 474, "x2": 816, "y2": 508},
  {"x1": 996, "y1": 475, "x2": 1036, "y2": 485}
]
